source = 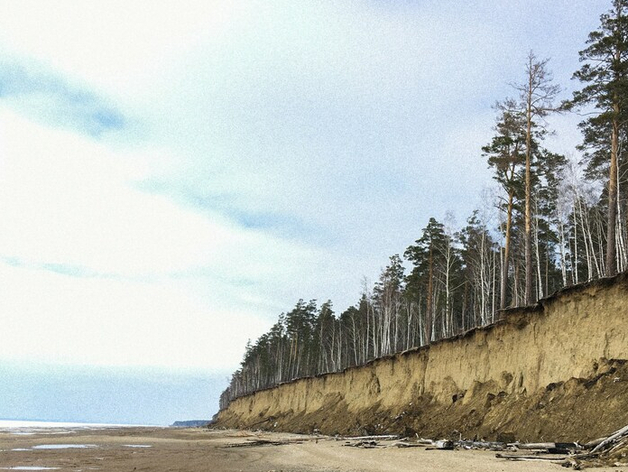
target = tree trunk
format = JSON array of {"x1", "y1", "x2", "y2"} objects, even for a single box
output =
[
  {"x1": 491, "y1": 248, "x2": 497, "y2": 323},
  {"x1": 479, "y1": 231, "x2": 486, "y2": 324},
  {"x1": 426, "y1": 243, "x2": 434, "y2": 342},
  {"x1": 607, "y1": 109, "x2": 619, "y2": 276},
  {"x1": 534, "y1": 205, "x2": 543, "y2": 299},
  {"x1": 524, "y1": 71, "x2": 534, "y2": 305},
  {"x1": 500, "y1": 190, "x2": 514, "y2": 309},
  {"x1": 444, "y1": 241, "x2": 452, "y2": 337}
]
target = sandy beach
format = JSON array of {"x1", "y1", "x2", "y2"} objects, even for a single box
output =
[{"x1": 0, "y1": 426, "x2": 626, "y2": 472}]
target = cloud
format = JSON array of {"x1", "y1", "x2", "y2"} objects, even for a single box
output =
[
  {"x1": 0, "y1": 261, "x2": 268, "y2": 369},
  {"x1": 0, "y1": 1, "x2": 241, "y2": 97},
  {"x1": 0, "y1": 108, "x2": 329, "y2": 367},
  {"x1": 0, "y1": 107, "x2": 322, "y2": 284},
  {"x1": 0, "y1": 60, "x2": 125, "y2": 136},
  {"x1": 0, "y1": 257, "x2": 105, "y2": 279}
]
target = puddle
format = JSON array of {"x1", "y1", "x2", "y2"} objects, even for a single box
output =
[
  {"x1": 32, "y1": 444, "x2": 97, "y2": 450},
  {"x1": 2, "y1": 468, "x2": 60, "y2": 470}
]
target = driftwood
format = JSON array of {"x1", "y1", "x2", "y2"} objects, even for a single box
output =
[
  {"x1": 457, "y1": 440, "x2": 506, "y2": 451},
  {"x1": 415, "y1": 438, "x2": 436, "y2": 445},
  {"x1": 341, "y1": 434, "x2": 399, "y2": 441},
  {"x1": 344, "y1": 440, "x2": 379, "y2": 448},
  {"x1": 337, "y1": 423, "x2": 628, "y2": 465},
  {"x1": 512, "y1": 442, "x2": 578, "y2": 450},
  {"x1": 495, "y1": 423, "x2": 628, "y2": 469},
  {"x1": 583, "y1": 437, "x2": 606, "y2": 449},
  {"x1": 389, "y1": 442, "x2": 424, "y2": 448},
  {"x1": 512, "y1": 442, "x2": 557, "y2": 450},
  {"x1": 224, "y1": 437, "x2": 308, "y2": 448},
  {"x1": 425, "y1": 440, "x2": 454, "y2": 450},
  {"x1": 341, "y1": 434, "x2": 400, "y2": 449},
  {"x1": 496, "y1": 452, "x2": 589, "y2": 469},
  {"x1": 495, "y1": 453, "x2": 569, "y2": 462},
  {"x1": 591, "y1": 424, "x2": 628, "y2": 453},
  {"x1": 224, "y1": 439, "x2": 298, "y2": 448},
  {"x1": 510, "y1": 441, "x2": 580, "y2": 454}
]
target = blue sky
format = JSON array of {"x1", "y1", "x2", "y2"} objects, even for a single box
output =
[
  {"x1": 0, "y1": 362, "x2": 225, "y2": 425},
  {"x1": 0, "y1": 0, "x2": 611, "y2": 423}
]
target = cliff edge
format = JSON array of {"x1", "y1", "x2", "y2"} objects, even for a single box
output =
[{"x1": 216, "y1": 273, "x2": 628, "y2": 442}]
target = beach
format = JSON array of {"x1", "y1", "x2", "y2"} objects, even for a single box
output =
[{"x1": 1, "y1": 425, "x2": 627, "y2": 472}]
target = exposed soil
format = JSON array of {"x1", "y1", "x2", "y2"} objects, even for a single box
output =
[
  {"x1": 223, "y1": 359, "x2": 628, "y2": 444},
  {"x1": 217, "y1": 275, "x2": 628, "y2": 444}
]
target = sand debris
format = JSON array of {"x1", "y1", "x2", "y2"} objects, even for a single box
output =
[{"x1": 495, "y1": 423, "x2": 628, "y2": 469}]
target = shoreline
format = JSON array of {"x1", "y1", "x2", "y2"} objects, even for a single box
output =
[{"x1": 1, "y1": 425, "x2": 626, "y2": 471}]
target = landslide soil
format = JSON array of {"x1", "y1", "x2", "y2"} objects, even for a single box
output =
[
  {"x1": 2, "y1": 426, "x2": 626, "y2": 472},
  {"x1": 228, "y1": 359, "x2": 628, "y2": 444}
]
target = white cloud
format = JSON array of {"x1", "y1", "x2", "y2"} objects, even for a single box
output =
[
  {"x1": 0, "y1": 108, "x2": 318, "y2": 278},
  {"x1": 0, "y1": 262, "x2": 267, "y2": 369},
  {"x1": 0, "y1": 1, "x2": 241, "y2": 99},
  {"x1": 0, "y1": 108, "x2": 324, "y2": 367}
]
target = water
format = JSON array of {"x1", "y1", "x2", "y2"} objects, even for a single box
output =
[
  {"x1": 1, "y1": 467, "x2": 60, "y2": 471},
  {"x1": 0, "y1": 419, "x2": 150, "y2": 469},
  {"x1": 31, "y1": 444, "x2": 97, "y2": 450},
  {"x1": 0, "y1": 419, "x2": 149, "y2": 431},
  {"x1": 0, "y1": 420, "x2": 90, "y2": 429}
]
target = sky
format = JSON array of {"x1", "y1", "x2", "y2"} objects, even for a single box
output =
[{"x1": 0, "y1": 0, "x2": 612, "y2": 424}]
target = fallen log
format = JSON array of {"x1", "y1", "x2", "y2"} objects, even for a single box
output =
[
  {"x1": 425, "y1": 440, "x2": 454, "y2": 450},
  {"x1": 456, "y1": 440, "x2": 506, "y2": 451},
  {"x1": 512, "y1": 442, "x2": 557, "y2": 450},
  {"x1": 341, "y1": 435, "x2": 399, "y2": 441},
  {"x1": 511, "y1": 442, "x2": 580, "y2": 454},
  {"x1": 388, "y1": 442, "x2": 424, "y2": 448},
  {"x1": 495, "y1": 453, "x2": 568, "y2": 462},
  {"x1": 592, "y1": 424, "x2": 628, "y2": 453},
  {"x1": 343, "y1": 440, "x2": 379, "y2": 448},
  {"x1": 416, "y1": 438, "x2": 435, "y2": 446},
  {"x1": 224, "y1": 439, "x2": 298, "y2": 448},
  {"x1": 584, "y1": 437, "x2": 606, "y2": 449},
  {"x1": 607, "y1": 437, "x2": 628, "y2": 454}
]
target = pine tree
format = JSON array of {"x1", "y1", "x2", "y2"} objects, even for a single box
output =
[
  {"x1": 571, "y1": 0, "x2": 628, "y2": 276},
  {"x1": 535, "y1": 150, "x2": 569, "y2": 296},
  {"x1": 513, "y1": 52, "x2": 561, "y2": 303},
  {"x1": 482, "y1": 103, "x2": 526, "y2": 309},
  {"x1": 404, "y1": 218, "x2": 460, "y2": 342}
]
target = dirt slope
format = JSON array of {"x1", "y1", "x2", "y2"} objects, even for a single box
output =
[{"x1": 216, "y1": 274, "x2": 628, "y2": 443}]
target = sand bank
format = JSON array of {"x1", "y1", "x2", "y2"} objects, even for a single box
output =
[{"x1": 1, "y1": 426, "x2": 627, "y2": 471}]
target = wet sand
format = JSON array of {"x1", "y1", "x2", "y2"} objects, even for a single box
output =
[{"x1": 0, "y1": 426, "x2": 625, "y2": 471}]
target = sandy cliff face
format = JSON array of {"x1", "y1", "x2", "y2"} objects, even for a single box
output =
[{"x1": 216, "y1": 274, "x2": 628, "y2": 442}]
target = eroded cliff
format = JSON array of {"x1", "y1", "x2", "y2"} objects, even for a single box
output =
[{"x1": 216, "y1": 274, "x2": 628, "y2": 442}]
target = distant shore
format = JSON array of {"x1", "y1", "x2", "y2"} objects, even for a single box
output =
[{"x1": 0, "y1": 425, "x2": 624, "y2": 471}]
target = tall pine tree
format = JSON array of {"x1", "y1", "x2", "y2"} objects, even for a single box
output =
[{"x1": 571, "y1": 0, "x2": 628, "y2": 276}]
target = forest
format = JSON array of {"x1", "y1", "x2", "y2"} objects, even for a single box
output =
[{"x1": 219, "y1": 0, "x2": 628, "y2": 410}]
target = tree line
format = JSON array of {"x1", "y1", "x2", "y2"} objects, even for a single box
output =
[{"x1": 219, "y1": 0, "x2": 628, "y2": 411}]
